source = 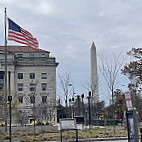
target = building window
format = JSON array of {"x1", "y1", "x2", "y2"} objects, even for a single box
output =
[
  {"x1": 0, "y1": 74, "x2": 4, "y2": 79},
  {"x1": 30, "y1": 73, "x2": 35, "y2": 79},
  {"x1": 19, "y1": 96, "x2": 23, "y2": 103},
  {"x1": 41, "y1": 54, "x2": 45, "y2": 57},
  {"x1": 17, "y1": 54, "x2": 23, "y2": 60},
  {"x1": 18, "y1": 73, "x2": 23, "y2": 79},
  {"x1": 0, "y1": 81, "x2": 4, "y2": 89},
  {"x1": 41, "y1": 83, "x2": 47, "y2": 91},
  {"x1": 42, "y1": 96, "x2": 47, "y2": 103},
  {"x1": 30, "y1": 96, "x2": 35, "y2": 104},
  {"x1": 17, "y1": 54, "x2": 23, "y2": 57},
  {"x1": 0, "y1": 84, "x2": 3, "y2": 89},
  {"x1": 17, "y1": 83, "x2": 23, "y2": 91},
  {"x1": 29, "y1": 54, "x2": 34, "y2": 59},
  {"x1": 0, "y1": 96, "x2": 2, "y2": 101},
  {"x1": 30, "y1": 83, "x2": 36, "y2": 91},
  {"x1": 41, "y1": 73, "x2": 47, "y2": 79}
]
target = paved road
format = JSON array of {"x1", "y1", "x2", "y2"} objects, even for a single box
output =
[
  {"x1": 44, "y1": 140, "x2": 128, "y2": 142},
  {"x1": 51, "y1": 140, "x2": 140, "y2": 142},
  {"x1": 9, "y1": 140, "x2": 128, "y2": 142},
  {"x1": 92, "y1": 140, "x2": 128, "y2": 142},
  {"x1": 94, "y1": 140, "x2": 128, "y2": 142}
]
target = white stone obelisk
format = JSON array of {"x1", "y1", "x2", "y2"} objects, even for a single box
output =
[{"x1": 90, "y1": 42, "x2": 99, "y2": 104}]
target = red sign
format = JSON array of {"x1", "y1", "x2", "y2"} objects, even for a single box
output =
[{"x1": 124, "y1": 92, "x2": 133, "y2": 108}]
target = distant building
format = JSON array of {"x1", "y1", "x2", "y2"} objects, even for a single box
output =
[
  {"x1": 0, "y1": 46, "x2": 58, "y2": 124},
  {"x1": 90, "y1": 42, "x2": 99, "y2": 104}
]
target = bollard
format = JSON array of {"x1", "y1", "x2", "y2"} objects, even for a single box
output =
[{"x1": 140, "y1": 128, "x2": 142, "y2": 142}]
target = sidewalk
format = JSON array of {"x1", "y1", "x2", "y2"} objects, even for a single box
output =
[
  {"x1": 0, "y1": 137, "x2": 129, "y2": 142},
  {"x1": 47, "y1": 137, "x2": 128, "y2": 142}
]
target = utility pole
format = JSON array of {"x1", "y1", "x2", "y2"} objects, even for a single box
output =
[
  {"x1": 81, "y1": 94, "x2": 84, "y2": 117},
  {"x1": 69, "y1": 98, "x2": 72, "y2": 118},
  {"x1": 33, "y1": 96, "x2": 36, "y2": 137},
  {"x1": 8, "y1": 71, "x2": 12, "y2": 142},
  {"x1": 8, "y1": 96, "x2": 12, "y2": 142},
  {"x1": 4, "y1": 7, "x2": 8, "y2": 132},
  {"x1": 77, "y1": 95, "x2": 80, "y2": 116},
  {"x1": 88, "y1": 91, "x2": 91, "y2": 128},
  {"x1": 81, "y1": 94, "x2": 84, "y2": 129},
  {"x1": 72, "y1": 97, "x2": 75, "y2": 118}
]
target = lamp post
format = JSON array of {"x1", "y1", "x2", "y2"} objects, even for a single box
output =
[
  {"x1": 81, "y1": 94, "x2": 84, "y2": 117},
  {"x1": 68, "y1": 83, "x2": 76, "y2": 118},
  {"x1": 88, "y1": 91, "x2": 91, "y2": 128},
  {"x1": 81, "y1": 94, "x2": 85, "y2": 129},
  {"x1": 77, "y1": 95, "x2": 80, "y2": 116},
  {"x1": 67, "y1": 84, "x2": 72, "y2": 116},
  {"x1": 72, "y1": 97, "x2": 75, "y2": 118},
  {"x1": 69, "y1": 98, "x2": 72, "y2": 118},
  {"x1": 85, "y1": 110, "x2": 88, "y2": 126},
  {"x1": 68, "y1": 83, "x2": 75, "y2": 97},
  {"x1": 8, "y1": 71, "x2": 12, "y2": 142},
  {"x1": 8, "y1": 95, "x2": 12, "y2": 142}
]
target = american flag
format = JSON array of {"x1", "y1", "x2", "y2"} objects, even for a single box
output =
[{"x1": 8, "y1": 18, "x2": 38, "y2": 49}]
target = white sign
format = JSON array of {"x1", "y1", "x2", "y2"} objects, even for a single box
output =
[
  {"x1": 124, "y1": 92, "x2": 133, "y2": 108},
  {"x1": 126, "y1": 100, "x2": 133, "y2": 108},
  {"x1": 125, "y1": 92, "x2": 131, "y2": 99},
  {"x1": 60, "y1": 118, "x2": 77, "y2": 130}
]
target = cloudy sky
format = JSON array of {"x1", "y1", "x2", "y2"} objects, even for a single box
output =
[{"x1": 0, "y1": 0, "x2": 141, "y2": 104}]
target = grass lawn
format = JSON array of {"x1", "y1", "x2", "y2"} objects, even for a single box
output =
[{"x1": 0, "y1": 126, "x2": 128, "y2": 142}]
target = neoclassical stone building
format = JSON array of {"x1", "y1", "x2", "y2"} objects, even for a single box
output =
[{"x1": 0, "y1": 46, "x2": 58, "y2": 124}]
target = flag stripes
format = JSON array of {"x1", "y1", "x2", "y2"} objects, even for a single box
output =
[
  {"x1": 8, "y1": 18, "x2": 38, "y2": 49},
  {"x1": 8, "y1": 31, "x2": 28, "y2": 45}
]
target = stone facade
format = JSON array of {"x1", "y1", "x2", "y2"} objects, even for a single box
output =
[
  {"x1": 0, "y1": 46, "x2": 58, "y2": 125},
  {"x1": 90, "y1": 42, "x2": 99, "y2": 104}
]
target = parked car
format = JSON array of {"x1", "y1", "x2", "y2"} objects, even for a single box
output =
[{"x1": 0, "y1": 121, "x2": 5, "y2": 126}]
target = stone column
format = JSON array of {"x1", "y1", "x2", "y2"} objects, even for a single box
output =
[{"x1": 10, "y1": 71, "x2": 15, "y2": 97}]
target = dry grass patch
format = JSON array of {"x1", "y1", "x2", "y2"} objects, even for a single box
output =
[
  {"x1": 0, "y1": 127, "x2": 128, "y2": 141},
  {"x1": 0, "y1": 133, "x2": 9, "y2": 140}
]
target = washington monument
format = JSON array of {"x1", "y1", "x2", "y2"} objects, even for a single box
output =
[{"x1": 90, "y1": 42, "x2": 99, "y2": 103}]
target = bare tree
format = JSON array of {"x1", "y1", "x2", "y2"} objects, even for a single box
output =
[
  {"x1": 99, "y1": 53, "x2": 124, "y2": 133},
  {"x1": 58, "y1": 72, "x2": 71, "y2": 107},
  {"x1": 99, "y1": 53, "x2": 123, "y2": 104}
]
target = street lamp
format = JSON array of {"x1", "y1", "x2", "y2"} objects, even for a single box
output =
[
  {"x1": 68, "y1": 97, "x2": 75, "y2": 118},
  {"x1": 8, "y1": 95, "x2": 12, "y2": 142},
  {"x1": 72, "y1": 97, "x2": 75, "y2": 118},
  {"x1": 69, "y1": 98, "x2": 72, "y2": 118},
  {"x1": 81, "y1": 94, "x2": 84, "y2": 117},
  {"x1": 87, "y1": 91, "x2": 91, "y2": 128},
  {"x1": 81, "y1": 94, "x2": 85, "y2": 129},
  {"x1": 77, "y1": 95, "x2": 81, "y2": 116},
  {"x1": 66, "y1": 83, "x2": 75, "y2": 118},
  {"x1": 68, "y1": 83, "x2": 75, "y2": 97}
]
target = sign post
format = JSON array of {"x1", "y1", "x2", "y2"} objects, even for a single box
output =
[
  {"x1": 124, "y1": 92, "x2": 133, "y2": 110},
  {"x1": 59, "y1": 118, "x2": 78, "y2": 142},
  {"x1": 124, "y1": 92, "x2": 139, "y2": 142}
]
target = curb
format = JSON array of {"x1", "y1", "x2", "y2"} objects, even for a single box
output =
[
  {"x1": 47, "y1": 137, "x2": 128, "y2": 142},
  {"x1": 77, "y1": 137, "x2": 128, "y2": 141}
]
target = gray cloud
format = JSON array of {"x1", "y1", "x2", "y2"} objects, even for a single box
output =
[{"x1": 0, "y1": 0, "x2": 142, "y2": 103}]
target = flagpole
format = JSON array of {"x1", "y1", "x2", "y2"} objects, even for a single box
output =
[{"x1": 4, "y1": 7, "x2": 8, "y2": 132}]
